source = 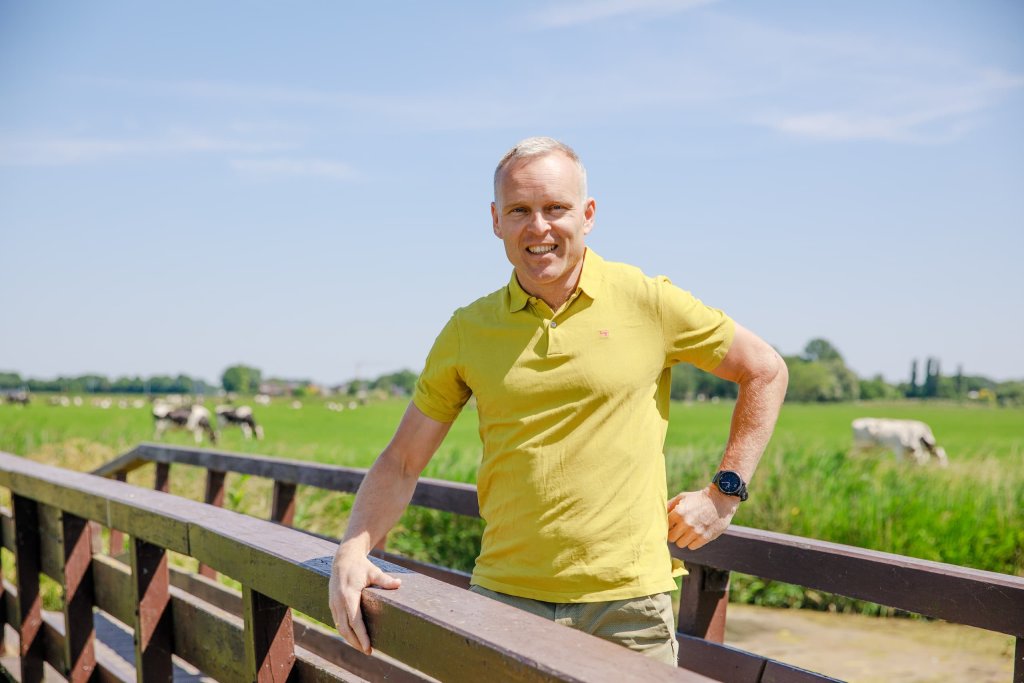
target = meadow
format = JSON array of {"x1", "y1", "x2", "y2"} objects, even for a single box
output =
[{"x1": 1, "y1": 396, "x2": 1021, "y2": 614}]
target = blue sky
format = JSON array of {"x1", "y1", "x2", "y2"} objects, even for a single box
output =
[{"x1": 2, "y1": 1, "x2": 1022, "y2": 385}]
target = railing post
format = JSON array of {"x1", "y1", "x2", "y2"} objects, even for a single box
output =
[
  {"x1": 60, "y1": 512, "x2": 96, "y2": 682},
  {"x1": 130, "y1": 539, "x2": 173, "y2": 682},
  {"x1": 1014, "y1": 636, "x2": 1022, "y2": 683},
  {"x1": 108, "y1": 471, "x2": 127, "y2": 557},
  {"x1": 154, "y1": 462, "x2": 170, "y2": 494},
  {"x1": 242, "y1": 585, "x2": 296, "y2": 683},
  {"x1": 270, "y1": 481, "x2": 297, "y2": 526},
  {"x1": 198, "y1": 469, "x2": 227, "y2": 579},
  {"x1": 12, "y1": 495, "x2": 44, "y2": 683},
  {"x1": 677, "y1": 562, "x2": 730, "y2": 643}
]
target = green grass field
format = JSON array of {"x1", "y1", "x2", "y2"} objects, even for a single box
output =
[{"x1": 1, "y1": 396, "x2": 1021, "y2": 612}]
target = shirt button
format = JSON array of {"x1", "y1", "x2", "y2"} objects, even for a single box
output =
[{"x1": 550, "y1": 321, "x2": 557, "y2": 328}]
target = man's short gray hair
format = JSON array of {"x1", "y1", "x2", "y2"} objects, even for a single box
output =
[{"x1": 493, "y1": 136, "x2": 588, "y2": 203}]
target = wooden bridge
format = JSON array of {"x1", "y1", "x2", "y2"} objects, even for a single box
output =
[{"x1": 1, "y1": 443, "x2": 1022, "y2": 682}]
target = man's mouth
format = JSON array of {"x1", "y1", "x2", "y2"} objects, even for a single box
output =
[{"x1": 527, "y1": 245, "x2": 557, "y2": 254}]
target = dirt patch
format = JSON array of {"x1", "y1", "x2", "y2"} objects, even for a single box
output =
[{"x1": 723, "y1": 604, "x2": 1016, "y2": 682}]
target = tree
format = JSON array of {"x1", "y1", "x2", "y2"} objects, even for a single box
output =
[
  {"x1": 922, "y1": 357, "x2": 940, "y2": 398},
  {"x1": 785, "y1": 358, "x2": 843, "y2": 402},
  {"x1": 859, "y1": 374, "x2": 899, "y2": 400},
  {"x1": 908, "y1": 359, "x2": 919, "y2": 398},
  {"x1": 803, "y1": 338, "x2": 843, "y2": 363},
  {"x1": 370, "y1": 370, "x2": 418, "y2": 396},
  {"x1": 221, "y1": 365, "x2": 262, "y2": 394}
]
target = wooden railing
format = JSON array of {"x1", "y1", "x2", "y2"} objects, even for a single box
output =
[
  {"x1": 4, "y1": 442, "x2": 1023, "y2": 682},
  {"x1": 0, "y1": 450, "x2": 709, "y2": 683}
]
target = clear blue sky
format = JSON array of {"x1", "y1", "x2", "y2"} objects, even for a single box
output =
[{"x1": 2, "y1": 1, "x2": 1022, "y2": 385}]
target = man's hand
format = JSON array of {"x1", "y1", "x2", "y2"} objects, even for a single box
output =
[
  {"x1": 667, "y1": 486, "x2": 740, "y2": 550},
  {"x1": 329, "y1": 546, "x2": 402, "y2": 655}
]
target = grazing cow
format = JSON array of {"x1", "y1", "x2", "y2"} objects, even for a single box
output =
[
  {"x1": 851, "y1": 418, "x2": 948, "y2": 466},
  {"x1": 6, "y1": 391, "x2": 30, "y2": 405},
  {"x1": 215, "y1": 405, "x2": 264, "y2": 440},
  {"x1": 153, "y1": 402, "x2": 217, "y2": 443}
]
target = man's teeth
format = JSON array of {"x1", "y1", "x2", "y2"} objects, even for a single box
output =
[{"x1": 527, "y1": 245, "x2": 557, "y2": 254}]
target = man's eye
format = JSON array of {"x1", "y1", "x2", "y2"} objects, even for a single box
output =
[{"x1": 510, "y1": 207, "x2": 527, "y2": 213}]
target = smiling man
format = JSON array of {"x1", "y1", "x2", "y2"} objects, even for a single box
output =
[{"x1": 329, "y1": 137, "x2": 788, "y2": 666}]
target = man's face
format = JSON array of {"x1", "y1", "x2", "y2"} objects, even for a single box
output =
[{"x1": 491, "y1": 152, "x2": 596, "y2": 307}]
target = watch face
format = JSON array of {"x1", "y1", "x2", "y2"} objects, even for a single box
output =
[{"x1": 717, "y1": 471, "x2": 742, "y2": 494}]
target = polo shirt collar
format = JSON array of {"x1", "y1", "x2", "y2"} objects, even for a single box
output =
[{"x1": 506, "y1": 248, "x2": 606, "y2": 313}]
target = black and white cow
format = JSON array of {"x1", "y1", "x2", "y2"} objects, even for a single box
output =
[
  {"x1": 153, "y1": 401, "x2": 217, "y2": 443},
  {"x1": 851, "y1": 417, "x2": 948, "y2": 466},
  {"x1": 215, "y1": 405, "x2": 264, "y2": 440},
  {"x1": 6, "y1": 391, "x2": 30, "y2": 405}
]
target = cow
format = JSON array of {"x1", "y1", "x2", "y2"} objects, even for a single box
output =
[
  {"x1": 6, "y1": 391, "x2": 30, "y2": 405},
  {"x1": 215, "y1": 405, "x2": 264, "y2": 440},
  {"x1": 153, "y1": 401, "x2": 217, "y2": 443},
  {"x1": 851, "y1": 418, "x2": 948, "y2": 466}
]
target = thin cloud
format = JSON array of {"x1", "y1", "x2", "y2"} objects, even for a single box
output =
[
  {"x1": 766, "y1": 70, "x2": 1024, "y2": 143},
  {"x1": 0, "y1": 130, "x2": 290, "y2": 166},
  {"x1": 528, "y1": 0, "x2": 718, "y2": 29},
  {"x1": 229, "y1": 158, "x2": 359, "y2": 182}
]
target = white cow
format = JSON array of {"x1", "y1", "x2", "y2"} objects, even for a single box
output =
[
  {"x1": 215, "y1": 405, "x2": 264, "y2": 440},
  {"x1": 851, "y1": 418, "x2": 948, "y2": 466},
  {"x1": 153, "y1": 401, "x2": 217, "y2": 443}
]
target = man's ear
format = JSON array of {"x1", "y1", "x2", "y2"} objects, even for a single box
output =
[
  {"x1": 491, "y1": 202, "x2": 501, "y2": 238},
  {"x1": 583, "y1": 197, "x2": 596, "y2": 235}
]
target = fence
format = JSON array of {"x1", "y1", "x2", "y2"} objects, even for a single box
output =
[{"x1": 3, "y1": 442, "x2": 1023, "y2": 682}]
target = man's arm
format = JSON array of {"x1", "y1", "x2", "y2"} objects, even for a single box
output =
[
  {"x1": 667, "y1": 322, "x2": 788, "y2": 549},
  {"x1": 329, "y1": 402, "x2": 454, "y2": 655}
]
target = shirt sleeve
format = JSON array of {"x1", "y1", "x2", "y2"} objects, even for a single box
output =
[
  {"x1": 412, "y1": 313, "x2": 472, "y2": 423},
  {"x1": 658, "y1": 276, "x2": 735, "y2": 372}
]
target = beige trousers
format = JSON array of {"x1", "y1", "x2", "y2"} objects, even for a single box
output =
[{"x1": 470, "y1": 585, "x2": 679, "y2": 666}]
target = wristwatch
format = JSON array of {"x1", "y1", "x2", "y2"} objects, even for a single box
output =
[{"x1": 712, "y1": 470, "x2": 749, "y2": 501}]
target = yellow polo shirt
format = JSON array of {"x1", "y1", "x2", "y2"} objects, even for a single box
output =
[{"x1": 413, "y1": 250, "x2": 734, "y2": 602}]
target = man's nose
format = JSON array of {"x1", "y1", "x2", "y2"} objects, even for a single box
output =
[{"x1": 527, "y1": 210, "x2": 549, "y2": 233}]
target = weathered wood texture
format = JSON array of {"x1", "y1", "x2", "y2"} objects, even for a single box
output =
[
  {"x1": 130, "y1": 539, "x2": 173, "y2": 682},
  {"x1": 12, "y1": 495, "x2": 44, "y2": 683},
  {"x1": 198, "y1": 468, "x2": 226, "y2": 578},
  {"x1": 60, "y1": 512, "x2": 97, "y2": 682},
  {"x1": 1, "y1": 452, "x2": 710, "y2": 683},
  {"x1": 243, "y1": 586, "x2": 296, "y2": 683},
  {"x1": 83, "y1": 443, "x2": 1024, "y2": 682},
  {"x1": 1015, "y1": 637, "x2": 1023, "y2": 683},
  {"x1": 677, "y1": 564, "x2": 730, "y2": 642},
  {"x1": 677, "y1": 633, "x2": 843, "y2": 683},
  {"x1": 270, "y1": 481, "x2": 297, "y2": 526},
  {"x1": 94, "y1": 443, "x2": 480, "y2": 517},
  {"x1": 671, "y1": 526, "x2": 1024, "y2": 637},
  {"x1": 93, "y1": 443, "x2": 1024, "y2": 640}
]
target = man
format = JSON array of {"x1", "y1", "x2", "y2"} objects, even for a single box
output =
[{"x1": 329, "y1": 137, "x2": 788, "y2": 665}]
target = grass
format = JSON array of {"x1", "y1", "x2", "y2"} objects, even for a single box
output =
[{"x1": 1, "y1": 396, "x2": 1021, "y2": 614}]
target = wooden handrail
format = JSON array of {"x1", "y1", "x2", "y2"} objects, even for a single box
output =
[
  {"x1": 1, "y1": 450, "x2": 708, "y2": 682},
  {"x1": 83, "y1": 442, "x2": 1024, "y2": 682},
  {"x1": 94, "y1": 442, "x2": 1024, "y2": 638}
]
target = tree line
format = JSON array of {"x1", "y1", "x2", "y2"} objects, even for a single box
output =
[
  {"x1": 4, "y1": 344, "x2": 1022, "y2": 405},
  {"x1": 671, "y1": 338, "x2": 1024, "y2": 405}
]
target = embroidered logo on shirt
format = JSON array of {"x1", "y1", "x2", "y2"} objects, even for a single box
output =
[{"x1": 598, "y1": 329, "x2": 609, "y2": 338}]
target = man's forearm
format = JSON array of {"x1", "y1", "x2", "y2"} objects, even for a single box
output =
[
  {"x1": 719, "y1": 354, "x2": 788, "y2": 481},
  {"x1": 337, "y1": 449, "x2": 420, "y2": 557}
]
